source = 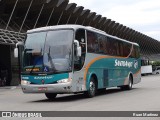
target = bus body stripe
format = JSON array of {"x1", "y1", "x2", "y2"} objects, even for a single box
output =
[
  {"x1": 124, "y1": 69, "x2": 141, "y2": 85},
  {"x1": 133, "y1": 69, "x2": 141, "y2": 77},
  {"x1": 84, "y1": 55, "x2": 128, "y2": 86}
]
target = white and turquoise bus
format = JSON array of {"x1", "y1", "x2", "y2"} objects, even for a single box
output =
[{"x1": 14, "y1": 25, "x2": 141, "y2": 99}]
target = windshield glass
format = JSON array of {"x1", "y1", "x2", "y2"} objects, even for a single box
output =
[{"x1": 23, "y1": 30, "x2": 73, "y2": 73}]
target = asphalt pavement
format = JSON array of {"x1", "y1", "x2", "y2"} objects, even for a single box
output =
[{"x1": 0, "y1": 74, "x2": 160, "y2": 120}]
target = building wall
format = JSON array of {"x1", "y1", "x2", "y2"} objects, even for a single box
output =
[
  {"x1": 0, "y1": 44, "x2": 11, "y2": 86},
  {"x1": 0, "y1": 44, "x2": 20, "y2": 86}
]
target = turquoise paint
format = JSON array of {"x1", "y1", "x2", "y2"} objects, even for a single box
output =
[
  {"x1": 86, "y1": 72, "x2": 96, "y2": 90},
  {"x1": 86, "y1": 57, "x2": 141, "y2": 89},
  {"x1": 21, "y1": 73, "x2": 69, "y2": 84}
]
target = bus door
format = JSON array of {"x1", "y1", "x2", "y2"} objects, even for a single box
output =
[{"x1": 73, "y1": 29, "x2": 86, "y2": 92}]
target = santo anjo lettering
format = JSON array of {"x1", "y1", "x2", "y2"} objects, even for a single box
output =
[
  {"x1": 34, "y1": 76, "x2": 53, "y2": 80},
  {"x1": 115, "y1": 59, "x2": 133, "y2": 68}
]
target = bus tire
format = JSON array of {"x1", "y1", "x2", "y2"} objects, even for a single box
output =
[
  {"x1": 45, "y1": 93, "x2": 57, "y2": 100},
  {"x1": 121, "y1": 75, "x2": 133, "y2": 90},
  {"x1": 84, "y1": 77, "x2": 97, "y2": 98},
  {"x1": 126, "y1": 75, "x2": 133, "y2": 90}
]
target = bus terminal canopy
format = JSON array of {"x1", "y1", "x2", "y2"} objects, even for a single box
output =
[{"x1": 0, "y1": 0, "x2": 160, "y2": 60}]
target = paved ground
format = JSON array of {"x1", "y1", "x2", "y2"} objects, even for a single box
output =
[{"x1": 0, "y1": 74, "x2": 160, "y2": 120}]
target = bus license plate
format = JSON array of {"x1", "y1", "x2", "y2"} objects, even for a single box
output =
[{"x1": 38, "y1": 87, "x2": 47, "y2": 91}]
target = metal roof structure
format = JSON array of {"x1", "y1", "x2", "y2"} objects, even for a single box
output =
[{"x1": 0, "y1": 0, "x2": 160, "y2": 60}]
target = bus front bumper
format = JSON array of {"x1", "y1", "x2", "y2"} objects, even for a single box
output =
[{"x1": 21, "y1": 82, "x2": 73, "y2": 93}]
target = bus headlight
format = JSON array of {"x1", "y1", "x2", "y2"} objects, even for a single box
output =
[
  {"x1": 21, "y1": 80, "x2": 31, "y2": 85},
  {"x1": 57, "y1": 78, "x2": 72, "y2": 83}
]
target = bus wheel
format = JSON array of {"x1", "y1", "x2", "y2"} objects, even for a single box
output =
[
  {"x1": 45, "y1": 93, "x2": 57, "y2": 100},
  {"x1": 127, "y1": 75, "x2": 133, "y2": 90},
  {"x1": 84, "y1": 77, "x2": 97, "y2": 98},
  {"x1": 121, "y1": 75, "x2": 133, "y2": 90}
]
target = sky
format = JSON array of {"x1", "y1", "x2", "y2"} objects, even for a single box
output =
[{"x1": 69, "y1": 0, "x2": 160, "y2": 41}]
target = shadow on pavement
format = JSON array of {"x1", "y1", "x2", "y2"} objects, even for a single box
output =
[{"x1": 31, "y1": 87, "x2": 138, "y2": 103}]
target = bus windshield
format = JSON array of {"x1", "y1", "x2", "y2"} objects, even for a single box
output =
[{"x1": 23, "y1": 30, "x2": 73, "y2": 73}]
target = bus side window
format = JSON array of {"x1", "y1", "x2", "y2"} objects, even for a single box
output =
[
  {"x1": 97, "y1": 34, "x2": 106, "y2": 54},
  {"x1": 107, "y1": 38, "x2": 112, "y2": 55},
  {"x1": 130, "y1": 45, "x2": 136, "y2": 58},
  {"x1": 135, "y1": 46, "x2": 140, "y2": 58},
  {"x1": 119, "y1": 42, "x2": 124, "y2": 57},
  {"x1": 108, "y1": 38, "x2": 117, "y2": 56},
  {"x1": 87, "y1": 31, "x2": 98, "y2": 53},
  {"x1": 114, "y1": 40, "x2": 120, "y2": 56},
  {"x1": 123, "y1": 43, "x2": 131, "y2": 57},
  {"x1": 101, "y1": 36, "x2": 108, "y2": 54},
  {"x1": 104, "y1": 37, "x2": 109, "y2": 54},
  {"x1": 98, "y1": 38, "x2": 104, "y2": 53}
]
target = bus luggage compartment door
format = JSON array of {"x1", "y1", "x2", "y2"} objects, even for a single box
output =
[{"x1": 103, "y1": 69, "x2": 108, "y2": 87}]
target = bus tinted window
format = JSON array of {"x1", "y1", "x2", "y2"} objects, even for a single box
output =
[
  {"x1": 108, "y1": 37, "x2": 120, "y2": 56},
  {"x1": 130, "y1": 45, "x2": 140, "y2": 58},
  {"x1": 135, "y1": 46, "x2": 140, "y2": 58},
  {"x1": 87, "y1": 31, "x2": 98, "y2": 53},
  {"x1": 119, "y1": 41, "x2": 124, "y2": 56},
  {"x1": 86, "y1": 30, "x2": 137, "y2": 58},
  {"x1": 130, "y1": 46, "x2": 136, "y2": 58},
  {"x1": 114, "y1": 39, "x2": 120, "y2": 56},
  {"x1": 123, "y1": 43, "x2": 131, "y2": 57},
  {"x1": 98, "y1": 34, "x2": 108, "y2": 54}
]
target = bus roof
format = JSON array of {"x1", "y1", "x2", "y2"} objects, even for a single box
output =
[{"x1": 27, "y1": 24, "x2": 139, "y2": 46}]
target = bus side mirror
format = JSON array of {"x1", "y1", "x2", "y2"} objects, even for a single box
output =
[
  {"x1": 74, "y1": 40, "x2": 81, "y2": 57},
  {"x1": 14, "y1": 42, "x2": 24, "y2": 58},
  {"x1": 14, "y1": 48, "x2": 18, "y2": 58},
  {"x1": 77, "y1": 46, "x2": 82, "y2": 57}
]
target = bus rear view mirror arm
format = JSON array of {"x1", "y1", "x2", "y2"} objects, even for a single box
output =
[
  {"x1": 15, "y1": 42, "x2": 24, "y2": 48},
  {"x1": 14, "y1": 42, "x2": 24, "y2": 58},
  {"x1": 74, "y1": 40, "x2": 82, "y2": 57}
]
